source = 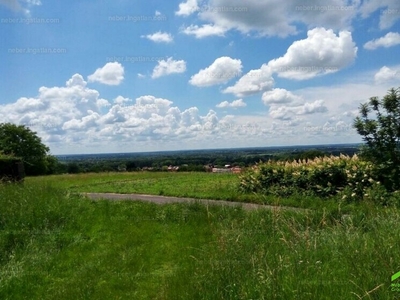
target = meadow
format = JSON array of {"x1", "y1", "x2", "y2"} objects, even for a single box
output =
[
  {"x1": 0, "y1": 170, "x2": 400, "y2": 299},
  {"x1": 26, "y1": 171, "x2": 348, "y2": 211}
]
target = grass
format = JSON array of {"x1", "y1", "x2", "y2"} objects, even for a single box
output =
[
  {"x1": 26, "y1": 172, "x2": 353, "y2": 211},
  {"x1": 26, "y1": 172, "x2": 240, "y2": 198},
  {"x1": 1, "y1": 180, "x2": 400, "y2": 299}
]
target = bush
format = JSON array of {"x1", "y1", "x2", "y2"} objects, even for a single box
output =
[
  {"x1": 353, "y1": 87, "x2": 400, "y2": 191},
  {"x1": 239, "y1": 155, "x2": 378, "y2": 201},
  {"x1": 0, "y1": 156, "x2": 25, "y2": 182}
]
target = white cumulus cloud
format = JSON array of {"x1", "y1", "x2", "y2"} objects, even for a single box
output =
[
  {"x1": 364, "y1": 32, "x2": 400, "y2": 50},
  {"x1": 182, "y1": 24, "x2": 227, "y2": 38},
  {"x1": 88, "y1": 62, "x2": 124, "y2": 85},
  {"x1": 374, "y1": 66, "x2": 400, "y2": 83},
  {"x1": 152, "y1": 57, "x2": 187, "y2": 79},
  {"x1": 216, "y1": 99, "x2": 246, "y2": 108},
  {"x1": 268, "y1": 27, "x2": 357, "y2": 80},
  {"x1": 141, "y1": 31, "x2": 173, "y2": 43},
  {"x1": 223, "y1": 64, "x2": 274, "y2": 97},
  {"x1": 176, "y1": 0, "x2": 199, "y2": 16},
  {"x1": 189, "y1": 57, "x2": 242, "y2": 87},
  {"x1": 269, "y1": 100, "x2": 328, "y2": 120},
  {"x1": 262, "y1": 88, "x2": 302, "y2": 105}
]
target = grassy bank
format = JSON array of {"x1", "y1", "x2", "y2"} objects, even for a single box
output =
[{"x1": 1, "y1": 181, "x2": 400, "y2": 299}]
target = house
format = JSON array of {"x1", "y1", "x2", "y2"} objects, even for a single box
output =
[
  {"x1": 167, "y1": 165, "x2": 179, "y2": 172},
  {"x1": 212, "y1": 168, "x2": 232, "y2": 173},
  {"x1": 231, "y1": 167, "x2": 242, "y2": 174}
]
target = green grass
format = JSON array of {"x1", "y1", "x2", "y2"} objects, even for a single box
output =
[
  {"x1": 1, "y1": 181, "x2": 400, "y2": 299},
  {"x1": 26, "y1": 172, "x2": 353, "y2": 211},
  {"x1": 26, "y1": 172, "x2": 240, "y2": 198}
]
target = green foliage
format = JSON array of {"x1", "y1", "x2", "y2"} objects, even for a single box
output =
[
  {"x1": 0, "y1": 123, "x2": 52, "y2": 176},
  {"x1": 353, "y1": 87, "x2": 400, "y2": 191},
  {"x1": 0, "y1": 155, "x2": 25, "y2": 182},
  {"x1": 239, "y1": 155, "x2": 382, "y2": 201}
]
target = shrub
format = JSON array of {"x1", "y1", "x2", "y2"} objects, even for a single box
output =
[
  {"x1": 0, "y1": 155, "x2": 25, "y2": 182},
  {"x1": 239, "y1": 155, "x2": 377, "y2": 201}
]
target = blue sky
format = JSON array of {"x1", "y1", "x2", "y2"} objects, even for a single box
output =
[{"x1": 1, "y1": 0, "x2": 400, "y2": 154}]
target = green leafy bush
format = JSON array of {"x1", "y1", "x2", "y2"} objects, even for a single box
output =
[
  {"x1": 353, "y1": 87, "x2": 400, "y2": 191},
  {"x1": 239, "y1": 155, "x2": 380, "y2": 201}
]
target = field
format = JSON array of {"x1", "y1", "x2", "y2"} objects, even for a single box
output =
[
  {"x1": 26, "y1": 172, "x2": 344, "y2": 211},
  {"x1": 1, "y1": 172, "x2": 400, "y2": 299}
]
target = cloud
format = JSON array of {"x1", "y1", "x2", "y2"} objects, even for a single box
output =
[
  {"x1": 181, "y1": 24, "x2": 227, "y2": 38},
  {"x1": 269, "y1": 100, "x2": 328, "y2": 120},
  {"x1": 151, "y1": 57, "x2": 187, "y2": 79},
  {"x1": 0, "y1": 0, "x2": 22, "y2": 11},
  {"x1": 113, "y1": 96, "x2": 131, "y2": 105},
  {"x1": 2, "y1": 71, "x2": 378, "y2": 153},
  {"x1": 189, "y1": 57, "x2": 242, "y2": 87},
  {"x1": 180, "y1": 0, "x2": 358, "y2": 39},
  {"x1": 0, "y1": 74, "x2": 236, "y2": 151},
  {"x1": 364, "y1": 32, "x2": 400, "y2": 50},
  {"x1": 374, "y1": 66, "x2": 400, "y2": 83},
  {"x1": 141, "y1": 31, "x2": 173, "y2": 43},
  {"x1": 88, "y1": 62, "x2": 124, "y2": 85},
  {"x1": 223, "y1": 64, "x2": 274, "y2": 97},
  {"x1": 0, "y1": 74, "x2": 105, "y2": 136},
  {"x1": 268, "y1": 28, "x2": 357, "y2": 80},
  {"x1": 216, "y1": 99, "x2": 246, "y2": 108},
  {"x1": 359, "y1": 0, "x2": 400, "y2": 29},
  {"x1": 176, "y1": 0, "x2": 199, "y2": 16},
  {"x1": 0, "y1": 0, "x2": 40, "y2": 13},
  {"x1": 66, "y1": 73, "x2": 87, "y2": 88},
  {"x1": 262, "y1": 88, "x2": 303, "y2": 105}
]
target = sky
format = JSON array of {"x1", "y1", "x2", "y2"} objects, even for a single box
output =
[{"x1": 0, "y1": 0, "x2": 400, "y2": 155}]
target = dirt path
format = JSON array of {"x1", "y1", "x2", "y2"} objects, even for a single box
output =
[{"x1": 83, "y1": 192, "x2": 306, "y2": 212}]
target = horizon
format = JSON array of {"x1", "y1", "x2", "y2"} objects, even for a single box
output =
[{"x1": 54, "y1": 142, "x2": 362, "y2": 157}]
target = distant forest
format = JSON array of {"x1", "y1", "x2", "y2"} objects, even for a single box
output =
[{"x1": 52, "y1": 144, "x2": 362, "y2": 174}]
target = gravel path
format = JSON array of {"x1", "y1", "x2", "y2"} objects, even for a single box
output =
[{"x1": 83, "y1": 192, "x2": 306, "y2": 212}]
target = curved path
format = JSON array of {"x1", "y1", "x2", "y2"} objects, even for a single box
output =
[{"x1": 83, "y1": 192, "x2": 306, "y2": 212}]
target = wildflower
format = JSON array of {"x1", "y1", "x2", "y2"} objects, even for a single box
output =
[
  {"x1": 351, "y1": 193, "x2": 356, "y2": 197},
  {"x1": 342, "y1": 195, "x2": 347, "y2": 200}
]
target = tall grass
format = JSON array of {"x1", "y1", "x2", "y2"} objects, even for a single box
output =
[{"x1": 1, "y1": 181, "x2": 399, "y2": 299}]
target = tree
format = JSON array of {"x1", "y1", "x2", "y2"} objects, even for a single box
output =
[
  {"x1": 353, "y1": 87, "x2": 400, "y2": 191},
  {"x1": 66, "y1": 162, "x2": 82, "y2": 174},
  {"x1": 0, "y1": 123, "x2": 51, "y2": 175}
]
